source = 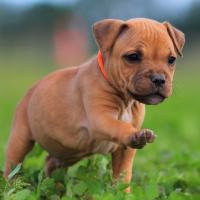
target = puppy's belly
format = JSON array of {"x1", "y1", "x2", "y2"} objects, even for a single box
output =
[
  {"x1": 35, "y1": 132, "x2": 118, "y2": 163},
  {"x1": 89, "y1": 139, "x2": 118, "y2": 154}
]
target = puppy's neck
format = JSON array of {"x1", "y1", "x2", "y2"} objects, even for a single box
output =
[{"x1": 87, "y1": 55, "x2": 133, "y2": 107}]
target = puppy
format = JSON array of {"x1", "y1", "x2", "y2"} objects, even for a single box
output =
[{"x1": 4, "y1": 18, "x2": 185, "y2": 192}]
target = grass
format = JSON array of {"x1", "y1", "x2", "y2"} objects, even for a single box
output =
[{"x1": 0, "y1": 49, "x2": 200, "y2": 199}]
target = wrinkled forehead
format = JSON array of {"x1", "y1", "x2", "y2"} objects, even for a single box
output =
[{"x1": 115, "y1": 19, "x2": 175, "y2": 55}]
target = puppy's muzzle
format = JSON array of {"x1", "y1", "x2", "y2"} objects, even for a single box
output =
[
  {"x1": 129, "y1": 73, "x2": 168, "y2": 105},
  {"x1": 151, "y1": 73, "x2": 166, "y2": 88}
]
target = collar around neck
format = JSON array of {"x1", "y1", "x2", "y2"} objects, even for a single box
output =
[{"x1": 97, "y1": 50, "x2": 109, "y2": 81}]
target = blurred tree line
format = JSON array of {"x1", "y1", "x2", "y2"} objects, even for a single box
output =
[
  {"x1": 0, "y1": 0, "x2": 199, "y2": 51},
  {"x1": 0, "y1": 4, "x2": 72, "y2": 47}
]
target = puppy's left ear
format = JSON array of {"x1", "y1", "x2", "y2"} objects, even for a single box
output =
[
  {"x1": 163, "y1": 22, "x2": 185, "y2": 56},
  {"x1": 93, "y1": 19, "x2": 128, "y2": 54}
]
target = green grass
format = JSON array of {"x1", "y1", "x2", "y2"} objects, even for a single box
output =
[{"x1": 0, "y1": 52, "x2": 200, "y2": 199}]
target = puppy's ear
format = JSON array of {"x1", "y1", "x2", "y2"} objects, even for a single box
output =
[
  {"x1": 93, "y1": 19, "x2": 128, "y2": 54},
  {"x1": 163, "y1": 22, "x2": 185, "y2": 56}
]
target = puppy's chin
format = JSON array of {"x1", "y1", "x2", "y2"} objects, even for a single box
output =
[
  {"x1": 135, "y1": 94, "x2": 165, "y2": 105},
  {"x1": 129, "y1": 91, "x2": 166, "y2": 105}
]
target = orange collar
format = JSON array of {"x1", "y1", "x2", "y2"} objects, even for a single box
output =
[{"x1": 97, "y1": 50, "x2": 109, "y2": 81}]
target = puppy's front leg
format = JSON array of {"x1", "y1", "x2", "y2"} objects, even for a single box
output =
[
  {"x1": 88, "y1": 111, "x2": 155, "y2": 149},
  {"x1": 111, "y1": 102, "x2": 147, "y2": 192},
  {"x1": 112, "y1": 147, "x2": 136, "y2": 192}
]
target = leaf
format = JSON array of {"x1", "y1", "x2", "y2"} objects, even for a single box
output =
[
  {"x1": 8, "y1": 163, "x2": 22, "y2": 180},
  {"x1": 101, "y1": 193, "x2": 115, "y2": 200},
  {"x1": 39, "y1": 177, "x2": 56, "y2": 197},
  {"x1": 7, "y1": 188, "x2": 16, "y2": 196},
  {"x1": 55, "y1": 181, "x2": 66, "y2": 195},
  {"x1": 145, "y1": 184, "x2": 158, "y2": 200},
  {"x1": 67, "y1": 159, "x2": 89, "y2": 179},
  {"x1": 12, "y1": 177, "x2": 30, "y2": 192},
  {"x1": 116, "y1": 182, "x2": 129, "y2": 191},
  {"x1": 76, "y1": 166, "x2": 89, "y2": 178},
  {"x1": 132, "y1": 186, "x2": 144, "y2": 200},
  {"x1": 14, "y1": 189, "x2": 33, "y2": 200},
  {"x1": 126, "y1": 193, "x2": 137, "y2": 200},
  {"x1": 0, "y1": 173, "x2": 7, "y2": 194},
  {"x1": 86, "y1": 178, "x2": 103, "y2": 194},
  {"x1": 52, "y1": 168, "x2": 66, "y2": 182},
  {"x1": 173, "y1": 179, "x2": 188, "y2": 192},
  {"x1": 61, "y1": 197, "x2": 76, "y2": 200},
  {"x1": 168, "y1": 191, "x2": 187, "y2": 200},
  {"x1": 49, "y1": 194, "x2": 61, "y2": 200},
  {"x1": 73, "y1": 181, "x2": 87, "y2": 195},
  {"x1": 37, "y1": 169, "x2": 44, "y2": 185},
  {"x1": 66, "y1": 180, "x2": 74, "y2": 197},
  {"x1": 98, "y1": 157, "x2": 109, "y2": 177}
]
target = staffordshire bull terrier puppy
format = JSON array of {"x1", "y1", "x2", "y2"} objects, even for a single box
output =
[{"x1": 4, "y1": 18, "x2": 185, "y2": 192}]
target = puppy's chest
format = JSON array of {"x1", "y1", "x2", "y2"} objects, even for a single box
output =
[{"x1": 119, "y1": 103, "x2": 133, "y2": 123}]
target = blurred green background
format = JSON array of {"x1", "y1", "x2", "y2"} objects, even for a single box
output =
[{"x1": 0, "y1": 0, "x2": 200, "y2": 199}]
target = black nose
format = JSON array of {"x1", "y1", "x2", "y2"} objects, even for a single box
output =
[{"x1": 151, "y1": 74, "x2": 166, "y2": 87}]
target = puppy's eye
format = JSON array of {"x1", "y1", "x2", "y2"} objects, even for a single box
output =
[
  {"x1": 124, "y1": 52, "x2": 142, "y2": 63},
  {"x1": 168, "y1": 56, "x2": 176, "y2": 65}
]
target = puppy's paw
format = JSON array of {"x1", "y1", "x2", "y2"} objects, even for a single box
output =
[{"x1": 128, "y1": 129, "x2": 156, "y2": 149}]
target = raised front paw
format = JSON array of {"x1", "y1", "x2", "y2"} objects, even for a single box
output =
[{"x1": 129, "y1": 129, "x2": 156, "y2": 149}]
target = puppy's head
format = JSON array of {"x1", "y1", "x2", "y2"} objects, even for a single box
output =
[{"x1": 93, "y1": 18, "x2": 185, "y2": 105}]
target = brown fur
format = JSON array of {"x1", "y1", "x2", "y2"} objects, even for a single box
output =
[{"x1": 4, "y1": 18, "x2": 185, "y2": 192}]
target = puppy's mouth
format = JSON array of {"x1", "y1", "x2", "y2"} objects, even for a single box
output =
[{"x1": 128, "y1": 91, "x2": 166, "y2": 105}]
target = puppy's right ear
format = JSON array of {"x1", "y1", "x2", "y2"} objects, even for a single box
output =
[{"x1": 93, "y1": 19, "x2": 127, "y2": 54}]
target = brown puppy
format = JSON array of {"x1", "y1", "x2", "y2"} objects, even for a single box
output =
[{"x1": 4, "y1": 18, "x2": 185, "y2": 192}]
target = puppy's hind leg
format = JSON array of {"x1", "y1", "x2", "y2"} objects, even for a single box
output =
[
  {"x1": 45, "y1": 155, "x2": 66, "y2": 177},
  {"x1": 4, "y1": 122, "x2": 35, "y2": 178},
  {"x1": 4, "y1": 96, "x2": 35, "y2": 178}
]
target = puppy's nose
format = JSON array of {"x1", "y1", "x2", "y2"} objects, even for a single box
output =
[{"x1": 151, "y1": 74, "x2": 166, "y2": 87}]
